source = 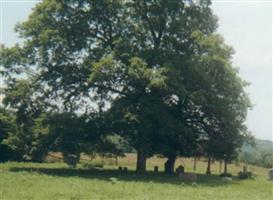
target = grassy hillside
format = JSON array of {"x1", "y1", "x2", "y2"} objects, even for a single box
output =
[{"x1": 0, "y1": 154, "x2": 272, "y2": 200}]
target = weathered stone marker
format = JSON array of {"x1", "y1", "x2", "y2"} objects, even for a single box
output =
[
  {"x1": 179, "y1": 173, "x2": 197, "y2": 182},
  {"x1": 64, "y1": 154, "x2": 78, "y2": 168},
  {"x1": 269, "y1": 168, "x2": 273, "y2": 180},
  {"x1": 118, "y1": 166, "x2": 123, "y2": 171},
  {"x1": 154, "y1": 166, "x2": 159, "y2": 173},
  {"x1": 221, "y1": 177, "x2": 232, "y2": 182},
  {"x1": 176, "y1": 165, "x2": 184, "y2": 174},
  {"x1": 123, "y1": 167, "x2": 128, "y2": 172},
  {"x1": 243, "y1": 165, "x2": 247, "y2": 173}
]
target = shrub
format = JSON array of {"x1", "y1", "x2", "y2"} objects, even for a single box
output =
[
  {"x1": 0, "y1": 144, "x2": 12, "y2": 162},
  {"x1": 0, "y1": 144, "x2": 22, "y2": 162}
]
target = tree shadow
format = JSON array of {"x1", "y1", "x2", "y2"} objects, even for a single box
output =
[{"x1": 9, "y1": 167, "x2": 238, "y2": 187}]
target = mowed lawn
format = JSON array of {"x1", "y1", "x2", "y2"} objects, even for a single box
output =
[{"x1": 0, "y1": 154, "x2": 272, "y2": 200}]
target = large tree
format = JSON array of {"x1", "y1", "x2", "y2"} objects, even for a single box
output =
[
  {"x1": 1, "y1": 0, "x2": 250, "y2": 172},
  {"x1": 187, "y1": 32, "x2": 252, "y2": 174}
]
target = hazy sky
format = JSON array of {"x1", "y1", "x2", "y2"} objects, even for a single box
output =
[
  {"x1": 212, "y1": 1, "x2": 272, "y2": 141},
  {"x1": 0, "y1": 0, "x2": 272, "y2": 141}
]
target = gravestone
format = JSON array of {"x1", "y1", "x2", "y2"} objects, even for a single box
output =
[
  {"x1": 179, "y1": 173, "x2": 197, "y2": 182},
  {"x1": 64, "y1": 154, "x2": 78, "y2": 168},
  {"x1": 269, "y1": 168, "x2": 273, "y2": 180},
  {"x1": 221, "y1": 177, "x2": 232, "y2": 182},
  {"x1": 154, "y1": 166, "x2": 159, "y2": 173},
  {"x1": 243, "y1": 165, "x2": 247, "y2": 173},
  {"x1": 176, "y1": 165, "x2": 184, "y2": 174},
  {"x1": 123, "y1": 167, "x2": 128, "y2": 172},
  {"x1": 118, "y1": 166, "x2": 123, "y2": 171}
]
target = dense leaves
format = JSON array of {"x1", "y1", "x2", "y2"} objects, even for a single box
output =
[{"x1": 0, "y1": 0, "x2": 251, "y2": 173}]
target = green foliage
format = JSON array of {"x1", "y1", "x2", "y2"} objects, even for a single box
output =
[
  {"x1": 0, "y1": 107, "x2": 21, "y2": 162},
  {"x1": 0, "y1": 0, "x2": 251, "y2": 172},
  {"x1": 0, "y1": 107, "x2": 14, "y2": 141},
  {"x1": 0, "y1": 144, "x2": 13, "y2": 162}
]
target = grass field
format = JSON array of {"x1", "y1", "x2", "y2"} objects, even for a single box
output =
[{"x1": 0, "y1": 154, "x2": 272, "y2": 200}]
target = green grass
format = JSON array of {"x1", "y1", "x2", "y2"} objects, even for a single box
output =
[{"x1": 0, "y1": 154, "x2": 272, "y2": 200}]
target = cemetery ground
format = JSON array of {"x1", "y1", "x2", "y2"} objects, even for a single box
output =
[{"x1": 0, "y1": 154, "x2": 272, "y2": 200}]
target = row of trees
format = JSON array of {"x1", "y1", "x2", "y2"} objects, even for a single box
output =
[{"x1": 0, "y1": 0, "x2": 252, "y2": 174}]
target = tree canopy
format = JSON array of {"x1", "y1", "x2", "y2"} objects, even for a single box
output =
[{"x1": 0, "y1": 0, "x2": 251, "y2": 173}]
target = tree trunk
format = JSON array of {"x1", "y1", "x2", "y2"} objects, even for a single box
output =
[
  {"x1": 219, "y1": 160, "x2": 222, "y2": 173},
  {"x1": 164, "y1": 154, "x2": 176, "y2": 174},
  {"x1": 193, "y1": 157, "x2": 197, "y2": 171},
  {"x1": 224, "y1": 159, "x2": 228, "y2": 174},
  {"x1": 136, "y1": 148, "x2": 146, "y2": 173},
  {"x1": 115, "y1": 156, "x2": 118, "y2": 166},
  {"x1": 206, "y1": 157, "x2": 211, "y2": 175}
]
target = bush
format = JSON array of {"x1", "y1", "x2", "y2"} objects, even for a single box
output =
[
  {"x1": 0, "y1": 144, "x2": 22, "y2": 162},
  {"x1": 0, "y1": 144, "x2": 12, "y2": 162},
  {"x1": 220, "y1": 173, "x2": 233, "y2": 178},
  {"x1": 238, "y1": 171, "x2": 253, "y2": 179}
]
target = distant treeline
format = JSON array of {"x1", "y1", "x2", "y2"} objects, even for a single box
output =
[{"x1": 239, "y1": 139, "x2": 273, "y2": 168}]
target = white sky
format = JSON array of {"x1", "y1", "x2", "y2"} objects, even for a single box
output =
[
  {"x1": 212, "y1": 1, "x2": 272, "y2": 141},
  {"x1": 0, "y1": 0, "x2": 272, "y2": 141}
]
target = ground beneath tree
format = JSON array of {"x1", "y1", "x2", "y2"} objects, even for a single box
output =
[{"x1": 0, "y1": 154, "x2": 271, "y2": 200}]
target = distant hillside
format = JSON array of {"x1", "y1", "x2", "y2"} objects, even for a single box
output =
[
  {"x1": 242, "y1": 138, "x2": 273, "y2": 152},
  {"x1": 240, "y1": 138, "x2": 273, "y2": 168}
]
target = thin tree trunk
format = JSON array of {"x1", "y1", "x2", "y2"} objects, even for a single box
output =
[
  {"x1": 164, "y1": 154, "x2": 176, "y2": 174},
  {"x1": 193, "y1": 157, "x2": 197, "y2": 171},
  {"x1": 115, "y1": 156, "x2": 118, "y2": 166},
  {"x1": 206, "y1": 157, "x2": 211, "y2": 175},
  {"x1": 224, "y1": 159, "x2": 228, "y2": 174},
  {"x1": 219, "y1": 160, "x2": 222, "y2": 173},
  {"x1": 136, "y1": 148, "x2": 146, "y2": 173}
]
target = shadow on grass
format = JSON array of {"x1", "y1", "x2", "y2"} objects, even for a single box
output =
[{"x1": 9, "y1": 166, "x2": 239, "y2": 187}]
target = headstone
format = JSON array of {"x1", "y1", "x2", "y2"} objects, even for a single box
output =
[
  {"x1": 176, "y1": 165, "x2": 184, "y2": 174},
  {"x1": 154, "y1": 166, "x2": 159, "y2": 173},
  {"x1": 269, "y1": 168, "x2": 273, "y2": 180},
  {"x1": 221, "y1": 177, "x2": 232, "y2": 182},
  {"x1": 123, "y1": 167, "x2": 128, "y2": 172},
  {"x1": 94, "y1": 164, "x2": 103, "y2": 168},
  {"x1": 64, "y1": 154, "x2": 78, "y2": 168},
  {"x1": 243, "y1": 165, "x2": 247, "y2": 173},
  {"x1": 179, "y1": 173, "x2": 197, "y2": 182},
  {"x1": 118, "y1": 166, "x2": 123, "y2": 171}
]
